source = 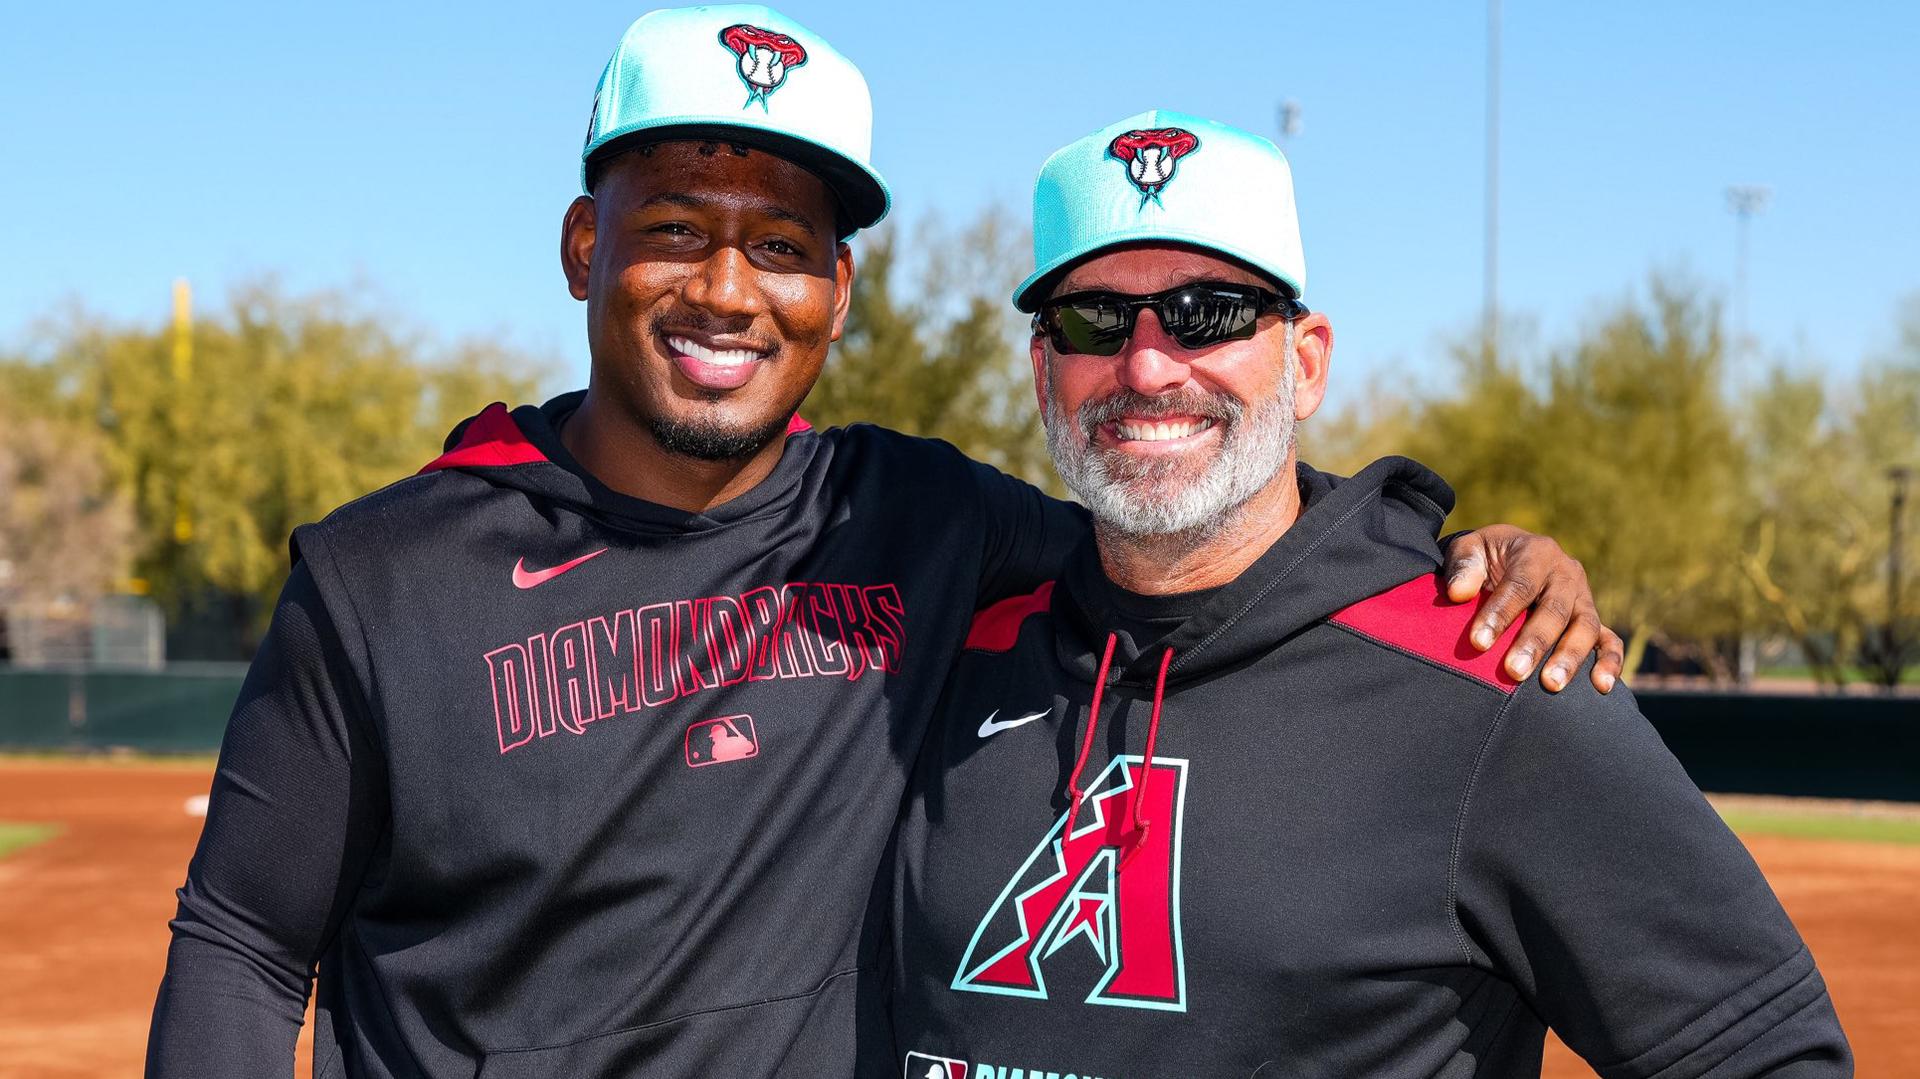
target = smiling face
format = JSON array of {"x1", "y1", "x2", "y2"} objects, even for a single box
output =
[
  {"x1": 1034, "y1": 244, "x2": 1331, "y2": 538},
  {"x1": 563, "y1": 141, "x2": 852, "y2": 462}
]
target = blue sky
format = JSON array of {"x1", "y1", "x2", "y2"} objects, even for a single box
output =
[{"x1": 2, "y1": 1, "x2": 1914, "y2": 396}]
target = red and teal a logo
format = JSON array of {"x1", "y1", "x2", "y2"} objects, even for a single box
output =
[
  {"x1": 951, "y1": 755, "x2": 1189, "y2": 1011},
  {"x1": 719, "y1": 24, "x2": 808, "y2": 111},
  {"x1": 1108, "y1": 128, "x2": 1200, "y2": 209}
]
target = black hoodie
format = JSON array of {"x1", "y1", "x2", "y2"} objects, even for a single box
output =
[
  {"x1": 148, "y1": 393, "x2": 1086, "y2": 1078},
  {"x1": 886, "y1": 457, "x2": 1849, "y2": 1078}
]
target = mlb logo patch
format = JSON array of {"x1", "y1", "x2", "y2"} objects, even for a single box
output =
[
  {"x1": 684, "y1": 714, "x2": 759, "y2": 767},
  {"x1": 904, "y1": 1051, "x2": 968, "y2": 1079}
]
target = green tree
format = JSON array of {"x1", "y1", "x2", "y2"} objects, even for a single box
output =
[
  {"x1": 1740, "y1": 296, "x2": 1920, "y2": 689},
  {"x1": 1535, "y1": 280, "x2": 1745, "y2": 676},
  {"x1": 807, "y1": 209, "x2": 1058, "y2": 491},
  {"x1": 1286, "y1": 280, "x2": 1920, "y2": 687},
  {"x1": 1378, "y1": 279, "x2": 1744, "y2": 677},
  {"x1": 1739, "y1": 370, "x2": 1871, "y2": 686},
  {"x1": 4, "y1": 281, "x2": 548, "y2": 651},
  {"x1": 1845, "y1": 303, "x2": 1920, "y2": 686}
]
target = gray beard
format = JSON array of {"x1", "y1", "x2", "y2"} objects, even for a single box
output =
[{"x1": 1043, "y1": 327, "x2": 1298, "y2": 541}]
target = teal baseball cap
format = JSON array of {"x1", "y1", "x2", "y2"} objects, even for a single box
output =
[
  {"x1": 582, "y1": 5, "x2": 890, "y2": 236},
  {"x1": 1014, "y1": 109, "x2": 1305, "y2": 312}
]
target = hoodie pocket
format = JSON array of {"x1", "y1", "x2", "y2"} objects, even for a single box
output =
[{"x1": 475, "y1": 967, "x2": 868, "y2": 1079}]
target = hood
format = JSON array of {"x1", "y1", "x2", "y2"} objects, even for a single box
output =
[
  {"x1": 417, "y1": 391, "x2": 817, "y2": 534},
  {"x1": 1054, "y1": 456, "x2": 1454, "y2": 689}
]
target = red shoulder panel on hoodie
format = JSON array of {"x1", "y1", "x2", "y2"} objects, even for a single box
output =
[
  {"x1": 1329, "y1": 574, "x2": 1524, "y2": 693},
  {"x1": 964, "y1": 581, "x2": 1055, "y2": 653},
  {"x1": 418, "y1": 403, "x2": 547, "y2": 474}
]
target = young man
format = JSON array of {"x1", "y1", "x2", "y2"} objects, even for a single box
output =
[
  {"x1": 886, "y1": 111, "x2": 1850, "y2": 1078},
  {"x1": 147, "y1": 9, "x2": 1618, "y2": 1077}
]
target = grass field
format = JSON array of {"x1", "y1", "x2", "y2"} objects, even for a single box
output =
[
  {"x1": 0, "y1": 751, "x2": 221, "y2": 769},
  {"x1": 1707, "y1": 793, "x2": 1920, "y2": 845},
  {"x1": 0, "y1": 822, "x2": 59, "y2": 860},
  {"x1": 1717, "y1": 809, "x2": 1920, "y2": 845},
  {"x1": 1754, "y1": 663, "x2": 1920, "y2": 685}
]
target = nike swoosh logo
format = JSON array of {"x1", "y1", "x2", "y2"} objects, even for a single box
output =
[
  {"x1": 512, "y1": 548, "x2": 609, "y2": 590},
  {"x1": 978, "y1": 709, "x2": 1050, "y2": 738}
]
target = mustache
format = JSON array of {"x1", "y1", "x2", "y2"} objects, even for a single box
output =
[
  {"x1": 1076, "y1": 388, "x2": 1243, "y2": 434},
  {"x1": 649, "y1": 310, "x2": 775, "y2": 352}
]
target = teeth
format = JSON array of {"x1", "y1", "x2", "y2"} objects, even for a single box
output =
[
  {"x1": 1113, "y1": 418, "x2": 1214, "y2": 442},
  {"x1": 668, "y1": 335, "x2": 761, "y2": 367}
]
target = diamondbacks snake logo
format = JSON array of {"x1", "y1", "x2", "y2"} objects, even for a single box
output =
[
  {"x1": 719, "y1": 24, "x2": 809, "y2": 110},
  {"x1": 1108, "y1": 127, "x2": 1201, "y2": 208}
]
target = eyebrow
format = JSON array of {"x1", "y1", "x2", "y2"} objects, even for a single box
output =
[
  {"x1": 761, "y1": 205, "x2": 820, "y2": 238},
  {"x1": 636, "y1": 192, "x2": 707, "y2": 213},
  {"x1": 631, "y1": 192, "x2": 820, "y2": 238}
]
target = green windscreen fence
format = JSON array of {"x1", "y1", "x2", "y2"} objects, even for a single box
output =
[
  {"x1": 0, "y1": 665, "x2": 246, "y2": 754},
  {"x1": 0, "y1": 667, "x2": 1915, "y2": 801}
]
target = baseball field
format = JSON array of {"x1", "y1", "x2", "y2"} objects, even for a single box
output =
[{"x1": 0, "y1": 759, "x2": 1913, "y2": 1077}]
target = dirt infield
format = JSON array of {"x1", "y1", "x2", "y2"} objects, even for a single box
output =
[
  {"x1": 0, "y1": 761, "x2": 315, "y2": 1077},
  {"x1": 0, "y1": 761, "x2": 1913, "y2": 1077},
  {"x1": 1545, "y1": 827, "x2": 1920, "y2": 1077}
]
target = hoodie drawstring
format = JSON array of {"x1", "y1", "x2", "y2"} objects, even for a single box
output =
[
  {"x1": 1065, "y1": 636, "x2": 1176, "y2": 865},
  {"x1": 1131, "y1": 646, "x2": 1176, "y2": 844},
  {"x1": 1063, "y1": 633, "x2": 1118, "y2": 841}
]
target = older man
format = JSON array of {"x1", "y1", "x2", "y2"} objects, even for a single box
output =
[{"x1": 885, "y1": 112, "x2": 1850, "y2": 1078}]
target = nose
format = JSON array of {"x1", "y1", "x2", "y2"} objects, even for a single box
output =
[
  {"x1": 681, "y1": 245, "x2": 764, "y2": 320},
  {"x1": 1114, "y1": 309, "x2": 1192, "y2": 397}
]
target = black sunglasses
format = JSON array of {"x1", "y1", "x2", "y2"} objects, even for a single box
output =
[{"x1": 1034, "y1": 281, "x2": 1308, "y2": 356}]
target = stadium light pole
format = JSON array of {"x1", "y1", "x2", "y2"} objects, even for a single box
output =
[
  {"x1": 1484, "y1": 0, "x2": 1500, "y2": 357},
  {"x1": 1891, "y1": 465, "x2": 1912, "y2": 691},
  {"x1": 1724, "y1": 186, "x2": 1769, "y2": 681},
  {"x1": 1725, "y1": 185, "x2": 1770, "y2": 373},
  {"x1": 1278, "y1": 99, "x2": 1303, "y2": 144}
]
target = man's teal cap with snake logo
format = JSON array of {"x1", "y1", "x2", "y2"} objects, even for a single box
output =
[
  {"x1": 1017, "y1": 110, "x2": 1305, "y2": 311},
  {"x1": 583, "y1": 5, "x2": 890, "y2": 236}
]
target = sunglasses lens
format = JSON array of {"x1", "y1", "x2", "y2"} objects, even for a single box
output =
[
  {"x1": 1047, "y1": 285, "x2": 1279, "y2": 355},
  {"x1": 1165, "y1": 288, "x2": 1263, "y2": 348},
  {"x1": 1054, "y1": 302, "x2": 1131, "y2": 356}
]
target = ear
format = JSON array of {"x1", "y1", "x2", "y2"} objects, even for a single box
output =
[
  {"x1": 561, "y1": 195, "x2": 596, "y2": 301},
  {"x1": 828, "y1": 241, "x2": 856, "y2": 342},
  {"x1": 1030, "y1": 332, "x2": 1051, "y2": 416},
  {"x1": 1291, "y1": 312, "x2": 1333, "y2": 422}
]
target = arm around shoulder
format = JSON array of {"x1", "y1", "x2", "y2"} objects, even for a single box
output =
[{"x1": 966, "y1": 454, "x2": 1087, "y2": 605}]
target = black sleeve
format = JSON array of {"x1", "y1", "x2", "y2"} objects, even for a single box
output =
[
  {"x1": 1453, "y1": 664, "x2": 1852, "y2": 1077},
  {"x1": 147, "y1": 558, "x2": 388, "y2": 1077},
  {"x1": 968, "y1": 457, "x2": 1089, "y2": 606}
]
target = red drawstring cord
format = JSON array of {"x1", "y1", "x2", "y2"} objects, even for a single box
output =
[
  {"x1": 1064, "y1": 633, "x2": 1119, "y2": 841},
  {"x1": 1117, "y1": 647, "x2": 1175, "y2": 871},
  {"x1": 1131, "y1": 647, "x2": 1175, "y2": 840},
  {"x1": 1067, "y1": 637, "x2": 1176, "y2": 869}
]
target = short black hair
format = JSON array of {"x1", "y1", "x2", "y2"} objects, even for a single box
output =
[{"x1": 584, "y1": 134, "x2": 854, "y2": 239}]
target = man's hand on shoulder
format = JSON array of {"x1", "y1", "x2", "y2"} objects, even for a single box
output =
[{"x1": 1441, "y1": 524, "x2": 1626, "y2": 695}]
